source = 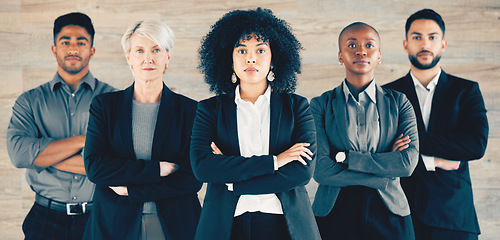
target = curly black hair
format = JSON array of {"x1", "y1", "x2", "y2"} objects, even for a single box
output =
[{"x1": 198, "y1": 8, "x2": 302, "y2": 95}]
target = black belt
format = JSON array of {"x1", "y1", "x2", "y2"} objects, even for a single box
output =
[{"x1": 35, "y1": 194, "x2": 92, "y2": 215}]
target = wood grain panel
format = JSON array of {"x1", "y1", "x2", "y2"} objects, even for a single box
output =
[{"x1": 0, "y1": 0, "x2": 499, "y2": 239}]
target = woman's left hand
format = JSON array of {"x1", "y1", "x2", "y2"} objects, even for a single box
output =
[
  {"x1": 109, "y1": 186, "x2": 128, "y2": 196},
  {"x1": 392, "y1": 134, "x2": 410, "y2": 152},
  {"x1": 211, "y1": 142, "x2": 223, "y2": 155}
]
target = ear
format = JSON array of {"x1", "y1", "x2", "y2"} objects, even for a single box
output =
[
  {"x1": 51, "y1": 45, "x2": 57, "y2": 57},
  {"x1": 166, "y1": 51, "x2": 171, "y2": 62},
  {"x1": 338, "y1": 51, "x2": 343, "y2": 64},
  {"x1": 125, "y1": 52, "x2": 131, "y2": 65},
  {"x1": 403, "y1": 39, "x2": 409, "y2": 54},
  {"x1": 90, "y1": 47, "x2": 96, "y2": 59},
  {"x1": 441, "y1": 39, "x2": 448, "y2": 52}
]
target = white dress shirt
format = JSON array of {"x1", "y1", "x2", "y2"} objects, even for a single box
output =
[
  {"x1": 411, "y1": 70, "x2": 441, "y2": 171},
  {"x1": 231, "y1": 85, "x2": 283, "y2": 217}
]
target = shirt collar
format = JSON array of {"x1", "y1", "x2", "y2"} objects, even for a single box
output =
[
  {"x1": 342, "y1": 79, "x2": 377, "y2": 104},
  {"x1": 234, "y1": 85, "x2": 271, "y2": 105},
  {"x1": 49, "y1": 72, "x2": 96, "y2": 92},
  {"x1": 410, "y1": 69, "x2": 441, "y2": 91}
]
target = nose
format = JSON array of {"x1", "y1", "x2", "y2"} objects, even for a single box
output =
[
  {"x1": 143, "y1": 52, "x2": 153, "y2": 64},
  {"x1": 421, "y1": 38, "x2": 431, "y2": 50},
  {"x1": 356, "y1": 47, "x2": 367, "y2": 57},
  {"x1": 68, "y1": 50, "x2": 78, "y2": 55},
  {"x1": 246, "y1": 52, "x2": 256, "y2": 64}
]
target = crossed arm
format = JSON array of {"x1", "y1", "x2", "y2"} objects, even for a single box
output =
[
  {"x1": 190, "y1": 97, "x2": 316, "y2": 195},
  {"x1": 6, "y1": 93, "x2": 87, "y2": 175},
  {"x1": 85, "y1": 96, "x2": 201, "y2": 202},
  {"x1": 311, "y1": 94, "x2": 419, "y2": 189}
]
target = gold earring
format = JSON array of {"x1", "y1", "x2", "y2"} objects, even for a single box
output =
[
  {"x1": 267, "y1": 70, "x2": 275, "y2": 82},
  {"x1": 231, "y1": 73, "x2": 237, "y2": 83}
]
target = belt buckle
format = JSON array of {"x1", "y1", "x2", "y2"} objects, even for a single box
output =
[{"x1": 66, "y1": 202, "x2": 86, "y2": 215}]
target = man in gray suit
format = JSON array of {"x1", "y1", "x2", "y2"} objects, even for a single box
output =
[{"x1": 311, "y1": 22, "x2": 419, "y2": 240}]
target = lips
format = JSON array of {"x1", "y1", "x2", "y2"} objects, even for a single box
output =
[
  {"x1": 354, "y1": 59, "x2": 369, "y2": 64},
  {"x1": 142, "y1": 68, "x2": 156, "y2": 71},
  {"x1": 244, "y1": 67, "x2": 258, "y2": 72},
  {"x1": 418, "y1": 51, "x2": 433, "y2": 58},
  {"x1": 65, "y1": 56, "x2": 81, "y2": 61}
]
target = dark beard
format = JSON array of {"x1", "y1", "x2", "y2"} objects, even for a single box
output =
[{"x1": 409, "y1": 55, "x2": 441, "y2": 70}]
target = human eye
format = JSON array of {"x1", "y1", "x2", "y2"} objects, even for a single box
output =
[
  {"x1": 347, "y1": 43, "x2": 356, "y2": 48},
  {"x1": 77, "y1": 42, "x2": 86, "y2": 46},
  {"x1": 257, "y1": 49, "x2": 265, "y2": 53},
  {"x1": 136, "y1": 49, "x2": 143, "y2": 53},
  {"x1": 238, "y1": 49, "x2": 246, "y2": 54},
  {"x1": 429, "y1": 36, "x2": 436, "y2": 40},
  {"x1": 153, "y1": 48, "x2": 161, "y2": 53},
  {"x1": 61, "y1": 41, "x2": 69, "y2": 45},
  {"x1": 366, "y1": 43, "x2": 375, "y2": 48},
  {"x1": 413, "y1": 36, "x2": 421, "y2": 40}
]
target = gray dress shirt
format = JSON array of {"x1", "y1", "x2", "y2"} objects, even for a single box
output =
[
  {"x1": 343, "y1": 80, "x2": 380, "y2": 153},
  {"x1": 6, "y1": 72, "x2": 115, "y2": 203}
]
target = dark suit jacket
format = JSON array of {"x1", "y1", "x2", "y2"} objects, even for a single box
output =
[
  {"x1": 384, "y1": 71, "x2": 488, "y2": 234},
  {"x1": 83, "y1": 84, "x2": 202, "y2": 240},
  {"x1": 190, "y1": 91, "x2": 321, "y2": 240},
  {"x1": 311, "y1": 84, "x2": 419, "y2": 217}
]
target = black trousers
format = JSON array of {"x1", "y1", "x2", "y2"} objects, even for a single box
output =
[
  {"x1": 230, "y1": 212, "x2": 291, "y2": 240},
  {"x1": 316, "y1": 186, "x2": 415, "y2": 240},
  {"x1": 23, "y1": 202, "x2": 90, "y2": 240},
  {"x1": 412, "y1": 213, "x2": 478, "y2": 240}
]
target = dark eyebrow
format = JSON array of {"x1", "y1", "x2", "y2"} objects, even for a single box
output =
[
  {"x1": 346, "y1": 38, "x2": 357, "y2": 41},
  {"x1": 235, "y1": 43, "x2": 246, "y2": 47},
  {"x1": 410, "y1": 32, "x2": 422, "y2": 35},
  {"x1": 58, "y1": 36, "x2": 89, "y2": 42},
  {"x1": 257, "y1": 42, "x2": 269, "y2": 46},
  {"x1": 77, "y1": 36, "x2": 89, "y2": 42}
]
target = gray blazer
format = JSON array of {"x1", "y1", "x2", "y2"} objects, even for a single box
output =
[{"x1": 311, "y1": 83, "x2": 419, "y2": 217}]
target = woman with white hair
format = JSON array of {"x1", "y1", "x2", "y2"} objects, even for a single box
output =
[{"x1": 83, "y1": 20, "x2": 202, "y2": 240}]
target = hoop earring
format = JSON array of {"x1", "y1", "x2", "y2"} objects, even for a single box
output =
[
  {"x1": 267, "y1": 70, "x2": 275, "y2": 82},
  {"x1": 231, "y1": 73, "x2": 237, "y2": 84}
]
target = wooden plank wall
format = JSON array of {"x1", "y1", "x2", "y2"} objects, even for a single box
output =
[{"x1": 0, "y1": 0, "x2": 498, "y2": 238}]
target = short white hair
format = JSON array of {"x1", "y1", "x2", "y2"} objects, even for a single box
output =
[{"x1": 121, "y1": 19, "x2": 175, "y2": 54}]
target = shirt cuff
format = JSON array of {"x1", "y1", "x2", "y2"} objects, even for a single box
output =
[
  {"x1": 422, "y1": 155, "x2": 436, "y2": 171},
  {"x1": 273, "y1": 155, "x2": 278, "y2": 171},
  {"x1": 226, "y1": 183, "x2": 233, "y2": 191}
]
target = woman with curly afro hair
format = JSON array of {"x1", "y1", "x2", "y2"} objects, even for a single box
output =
[{"x1": 190, "y1": 8, "x2": 321, "y2": 240}]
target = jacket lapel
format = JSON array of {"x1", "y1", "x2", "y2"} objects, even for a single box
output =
[
  {"x1": 222, "y1": 92, "x2": 241, "y2": 155},
  {"x1": 401, "y1": 73, "x2": 426, "y2": 132},
  {"x1": 151, "y1": 85, "x2": 176, "y2": 160},
  {"x1": 375, "y1": 84, "x2": 391, "y2": 152},
  {"x1": 427, "y1": 70, "x2": 450, "y2": 132},
  {"x1": 117, "y1": 84, "x2": 136, "y2": 158},
  {"x1": 332, "y1": 86, "x2": 351, "y2": 150},
  {"x1": 269, "y1": 91, "x2": 283, "y2": 155}
]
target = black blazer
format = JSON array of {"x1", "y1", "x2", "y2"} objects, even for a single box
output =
[
  {"x1": 384, "y1": 71, "x2": 488, "y2": 234},
  {"x1": 190, "y1": 91, "x2": 321, "y2": 240},
  {"x1": 83, "y1": 84, "x2": 202, "y2": 240}
]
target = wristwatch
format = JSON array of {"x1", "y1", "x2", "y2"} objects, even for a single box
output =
[{"x1": 335, "y1": 151, "x2": 346, "y2": 163}]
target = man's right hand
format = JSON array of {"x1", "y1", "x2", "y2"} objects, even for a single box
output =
[{"x1": 434, "y1": 157, "x2": 461, "y2": 171}]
